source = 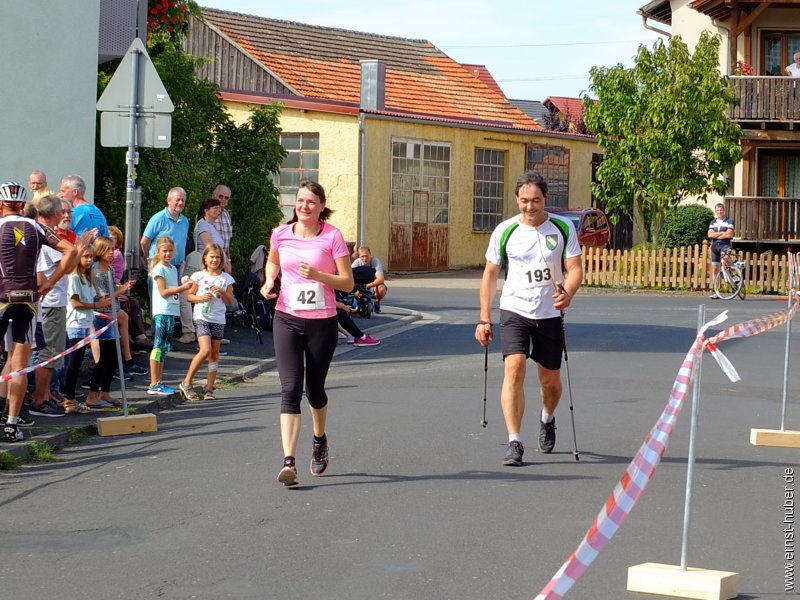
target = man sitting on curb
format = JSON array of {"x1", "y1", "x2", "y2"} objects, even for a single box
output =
[{"x1": 351, "y1": 246, "x2": 388, "y2": 313}]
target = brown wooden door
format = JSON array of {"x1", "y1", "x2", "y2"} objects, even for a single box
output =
[{"x1": 411, "y1": 190, "x2": 429, "y2": 270}]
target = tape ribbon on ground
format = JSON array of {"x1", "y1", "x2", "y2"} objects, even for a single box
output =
[{"x1": 535, "y1": 254, "x2": 800, "y2": 599}]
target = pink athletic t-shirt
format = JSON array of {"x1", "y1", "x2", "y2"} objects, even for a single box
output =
[{"x1": 271, "y1": 221, "x2": 349, "y2": 319}]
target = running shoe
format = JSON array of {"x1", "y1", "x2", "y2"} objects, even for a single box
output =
[
  {"x1": 3, "y1": 423, "x2": 24, "y2": 443},
  {"x1": 311, "y1": 436, "x2": 329, "y2": 476},
  {"x1": 113, "y1": 370, "x2": 133, "y2": 381},
  {"x1": 538, "y1": 418, "x2": 557, "y2": 453},
  {"x1": 16, "y1": 407, "x2": 35, "y2": 427},
  {"x1": 503, "y1": 440, "x2": 524, "y2": 466},
  {"x1": 354, "y1": 335, "x2": 380, "y2": 347},
  {"x1": 147, "y1": 383, "x2": 177, "y2": 396},
  {"x1": 278, "y1": 464, "x2": 299, "y2": 486},
  {"x1": 29, "y1": 401, "x2": 66, "y2": 418},
  {"x1": 126, "y1": 362, "x2": 149, "y2": 376}
]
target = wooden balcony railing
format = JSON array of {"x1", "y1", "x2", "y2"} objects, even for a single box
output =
[
  {"x1": 725, "y1": 196, "x2": 800, "y2": 241},
  {"x1": 730, "y1": 76, "x2": 800, "y2": 121}
]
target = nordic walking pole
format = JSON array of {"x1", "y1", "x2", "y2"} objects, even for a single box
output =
[
  {"x1": 556, "y1": 282, "x2": 580, "y2": 461},
  {"x1": 481, "y1": 331, "x2": 489, "y2": 428}
]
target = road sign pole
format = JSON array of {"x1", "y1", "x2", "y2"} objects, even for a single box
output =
[{"x1": 125, "y1": 45, "x2": 141, "y2": 273}]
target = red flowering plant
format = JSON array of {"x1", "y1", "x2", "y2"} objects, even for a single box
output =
[
  {"x1": 734, "y1": 60, "x2": 756, "y2": 76},
  {"x1": 147, "y1": 0, "x2": 200, "y2": 41}
]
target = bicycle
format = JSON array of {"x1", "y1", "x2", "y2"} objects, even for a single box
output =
[{"x1": 713, "y1": 248, "x2": 747, "y2": 300}]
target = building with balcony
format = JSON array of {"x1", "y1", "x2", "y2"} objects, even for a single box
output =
[{"x1": 639, "y1": 0, "x2": 800, "y2": 252}]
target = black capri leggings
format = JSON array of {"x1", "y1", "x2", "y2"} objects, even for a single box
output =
[
  {"x1": 89, "y1": 339, "x2": 118, "y2": 393},
  {"x1": 273, "y1": 310, "x2": 338, "y2": 414},
  {"x1": 64, "y1": 338, "x2": 87, "y2": 400},
  {"x1": 337, "y1": 308, "x2": 364, "y2": 339}
]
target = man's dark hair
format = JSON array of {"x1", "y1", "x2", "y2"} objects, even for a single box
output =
[{"x1": 514, "y1": 171, "x2": 548, "y2": 197}]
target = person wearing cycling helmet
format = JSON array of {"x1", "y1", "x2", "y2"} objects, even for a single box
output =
[
  {"x1": 0, "y1": 182, "x2": 76, "y2": 443},
  {"x1": 708, "y1": 203, "x2": 734, "y2": 300}
]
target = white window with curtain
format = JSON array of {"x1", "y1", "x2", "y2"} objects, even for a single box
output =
[
  {"x1": 391, "y1": 138, "x2": 451, "y2": 225},
  {"x1": 278, "y1": 133, "x2": 320, "y2": 221}
]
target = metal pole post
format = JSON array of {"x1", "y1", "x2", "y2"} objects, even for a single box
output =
[
  {"x1": 781, "y1": 251, "x2": 794, "y2": 431},
  {"x1": 680, "y1": 304, "x2": 705, "y2": 570},
  {"x1": 106, "y1": 271, "x2": 129, "y2": 415},
  {"x1": 125, "y1": 45, "x2": 141, "y2": 273}
]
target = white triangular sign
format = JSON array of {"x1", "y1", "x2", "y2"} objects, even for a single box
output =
[{"x1": 97, "y1": 38, "x2": 174, "y2": 114}]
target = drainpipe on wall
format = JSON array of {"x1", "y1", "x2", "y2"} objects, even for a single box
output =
[
  {"x1": 359, "y1": 59, "x2": 386, "y2": 249},
  {"x1": 359, "y1": 112, "x2": 366, "y2": 248},
  {"x1": 640, "y1": 14, "x2": 671, "y2": 37}
]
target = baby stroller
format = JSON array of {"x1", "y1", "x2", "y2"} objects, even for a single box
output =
[
  {"x1": 236, "y1": 245, "x2": 278, "y2": 344},
  {"x1": 339, "y1": 265, "x2": 377, "y2": 318}
]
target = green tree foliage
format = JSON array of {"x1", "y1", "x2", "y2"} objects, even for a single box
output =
[
  {"x1": 95, "y1": 38, "x2": 285, "y2": 280},
  {"x1": 583, "y1": 32, "x2": 742, "y2": 253},
  {"x1": 660, "y1": 203, "x2": 714, "y2": 248}
]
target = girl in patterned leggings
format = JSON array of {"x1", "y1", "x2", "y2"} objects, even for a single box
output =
[{"x1": 148, "y1": 236, "x2": 192, "y2": 396}]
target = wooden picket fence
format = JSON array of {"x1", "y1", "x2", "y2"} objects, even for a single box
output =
[{"x1": 582, "y1": 241, "x2": 791, "y2": 294}]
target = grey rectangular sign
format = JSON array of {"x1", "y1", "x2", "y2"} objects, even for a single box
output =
[{"x1": 100, "y1": 111, "x2": 171, "y2": 148}]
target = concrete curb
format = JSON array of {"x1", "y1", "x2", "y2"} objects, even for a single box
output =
[{"x1": 1, "y1": 306, "x2": 423, "y2": 466}]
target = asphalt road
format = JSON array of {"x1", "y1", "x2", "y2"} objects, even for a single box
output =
[{"x1": 1, "y1": 282, "x2": 798, "y2": 600}]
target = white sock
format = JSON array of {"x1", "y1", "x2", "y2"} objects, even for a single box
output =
[
  {"x1": 541, "y1": 409, "x2": 554, "y2": 423},
  {"x1": 509, "y1": 433, "x2": 521, "y2": 443},
  {"x1": 7, "y1": 416, "x2": 19, "y2": 425}
]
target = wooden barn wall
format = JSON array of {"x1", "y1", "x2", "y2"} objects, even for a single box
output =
[{"x1": 184, "y1": 19, "x2": 294, "y2": 96}]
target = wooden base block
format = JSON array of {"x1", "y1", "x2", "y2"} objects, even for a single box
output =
[
  {"x1": 96, "y1": 413, "x2": 157, "y2": 437},
  {"x1": 627, "y1": 562, "x2": 739, "y2": 600},
  {"x1": 750, "y1": 428, "x2": 800, "y2": 447}
]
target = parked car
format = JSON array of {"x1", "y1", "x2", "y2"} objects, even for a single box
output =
[{"x1": 548, "y1": 207, "x2": 611, "y2": 248}]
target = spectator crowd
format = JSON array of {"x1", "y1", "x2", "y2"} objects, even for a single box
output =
[{"x1": 1, "y1": 172, "x2": 385, "y2": 443}]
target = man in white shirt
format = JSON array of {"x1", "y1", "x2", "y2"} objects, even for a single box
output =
[
  {"x1": 786, "y1": 53, "x2": 800, "y2": 77},
  {"x1": 30, "y1": 195, "x2": 87, "y2": 417},
  {"x1": 475, "y1": 171, "x2": 583, "y2": 467},
  {"x1": 351, "y1": 246, "x2": 388, "y2": 312}
]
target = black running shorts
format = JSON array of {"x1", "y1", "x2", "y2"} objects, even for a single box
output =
[{"x1": 500, "y1": 309, "x2": 563, "y2": 371}]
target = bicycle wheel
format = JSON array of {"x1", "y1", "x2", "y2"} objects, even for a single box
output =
[{"x1": 714, "y1": 267, "x2": 743, "y2": 300}]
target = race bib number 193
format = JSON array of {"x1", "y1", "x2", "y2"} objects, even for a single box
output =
[
  {"x1": 524, "y1": 267, "x2": 553, "y2": 287},
  {"x1": 289, "y1": 282, "x2": 326, "y2": 311}
]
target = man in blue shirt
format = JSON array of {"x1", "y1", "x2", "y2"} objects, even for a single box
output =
[
  {"x1": 60, "y1": 175, "x2": 109, "y2": 237},
  {"x1": 140, "y1": 187, "x2": 194, "y2": 343}
]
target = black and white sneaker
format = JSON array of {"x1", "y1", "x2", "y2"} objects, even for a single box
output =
[
  {"x1": 311, "y1": 435, "x2": 329, "y2": 476},
  {"x1": 3, "y1": 423, "x2": 23, "y2": 443},
  {"x1": 538, "y1": 418, "x2": 557, "y2": 453},
  {"x1": 278, "y1": 461, "x2": 299, "y2": 487},
  {"x1": 17, "y1": 406, "x2": 35, "y2": 427},
  {"x1": 503, "y1": 440, "x2": 524, "y2": 466}
]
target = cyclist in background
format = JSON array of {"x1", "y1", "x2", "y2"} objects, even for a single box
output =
[{"x1": 708, "y1": 203, "x2": 734, "y2": 299}]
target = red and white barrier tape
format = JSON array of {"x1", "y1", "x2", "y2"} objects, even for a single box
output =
[
  {"x1": 534, "y1": 293, "x2": 800, "y2": 600},
  {"x1": 0, "y1": 315, "x2": 116, "y2": 383}
]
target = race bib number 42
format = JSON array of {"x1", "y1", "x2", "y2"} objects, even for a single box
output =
[{"x1": 289, "y1": 282, "x2": 326, "y2": 311}]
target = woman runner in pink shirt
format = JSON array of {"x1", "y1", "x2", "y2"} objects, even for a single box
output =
[{"x1": 261, "y1": 180, "x2": 354, "y2": 487}]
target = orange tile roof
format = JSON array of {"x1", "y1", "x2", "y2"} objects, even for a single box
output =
[
  {"x1": 201, "y1": 7, "x2": 541, "y2": 131},
  {"x1": 544, "y1": 96, "x2": 589, "y2": 123}
]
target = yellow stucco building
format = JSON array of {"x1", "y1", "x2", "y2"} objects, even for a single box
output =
[{"x1": 189, "y1": 8, "x2": 600, "y2": 269}]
